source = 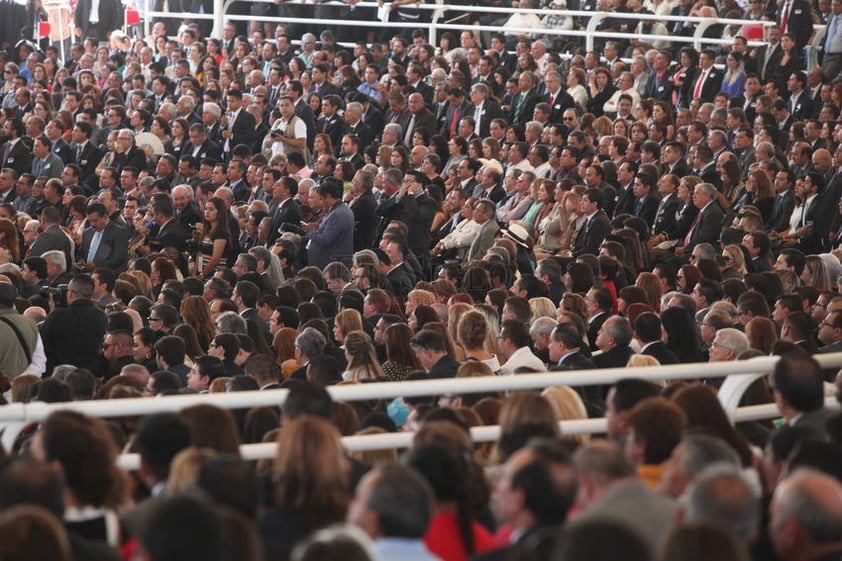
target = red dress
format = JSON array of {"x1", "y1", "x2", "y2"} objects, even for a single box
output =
[{"x1": 424, "y1": 512, "x2": 497, "y2": 561}]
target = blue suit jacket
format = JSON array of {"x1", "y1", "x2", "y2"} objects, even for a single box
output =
[
  {"x1": 81, "y1": 220, "x2": 129, "y2": 273},
  {"x1": 307, "y1": 202, "x2": 354, "y2": 269}
]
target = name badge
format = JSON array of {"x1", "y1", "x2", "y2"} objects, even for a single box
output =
[
  {"x1": 80, "y1": 160, "x2": 88, "y2": 165},
  {"x1": 658, "y1": 86, "x2": 664, "y2": 92},
  {"x1": 7, "y1": 158, "x2": 13, "y2": 163}
]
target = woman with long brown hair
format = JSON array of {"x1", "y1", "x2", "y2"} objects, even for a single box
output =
[
  {"x1": 260, "y1": 416, "x2": 349, "y2": 548},
  {"x1": 342, "y1": 330, "x2": 383, "y2": 382},
  {"x1": 180, "y1": 295, "x2": 216, "y2": 350},
  {"x1": 192, "y1": 197, "x2": 233, "y2": 278},
  {"x1": 382, "y1": 323, "x2": 423, "y2": 381}
]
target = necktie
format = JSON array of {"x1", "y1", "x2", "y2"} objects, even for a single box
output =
[
  {"x1": 827, "y1": 14, "x2": 838, "y2": 51},
  {"x1": 548, "y1": 92, "x2": 555, "y2": 107},
  {"x1": 87, "y1": 229, "x2": 103, "y2": 263},
  {"x1": 76, "y1": 143, "x2": 83, "y2": 162},
  {"x1": 404, "y1": 114, "x2": 416, "y2": 146},
  {"x1": 693, "y1": 69, "x2": 707, "y2": 99},
  {"x1": 781, "y1": 1, "x2": 791, "y2": 31},
  {"x1": 635, "y1": 198, "x2": 643, "y2": 216},
  {"x1": 449, "y1": 108, "x2": 460, "y2": 137},
  {"x1": 684, "y1": 210, "x2": 701, "y2": 246},
  {"x1": 513, "y1": 93, "x2": 524, "y2": 122}
]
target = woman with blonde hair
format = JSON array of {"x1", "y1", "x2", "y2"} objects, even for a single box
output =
[
  {"x1": 342, "y1": 331, "x2": 383, "y2": 381},
  {"x1": 541, "y1": 385, "x2": 589, "y2": 443},
  {"x1": 457, "y1": 310, "x2": 501, "y2": 372},
  {"x1": 406, "y1": 289, "x2": 436, "y2": 317},
  {"x1": 560, "y1": 292, "x2": 588, "y2": 324},
  {"x1": 260, "y1": 416, "x2": 349, "y2": 547},
  {"x1": 721, "y1": 244, "x2": 749, "y2": 277},
  {"x1": 495, "y1": 392, "x2": 560, "y2": 462},
  {"x1": 529, "y1": 297, "x2": 557, "y2": 322},
  {"x1": 332, "y1": 309, "x2": 363, "y2": 346},
  {"x1": 447, "y1": 303, "x2": 473, "y2": 361},
  {"x1": 802, "y1": 255, "x2": 832, "y2": 292}
]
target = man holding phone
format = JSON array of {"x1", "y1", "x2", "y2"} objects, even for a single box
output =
[{"x1": 267, "y1": 96, "x2": 309, "y2": 162}]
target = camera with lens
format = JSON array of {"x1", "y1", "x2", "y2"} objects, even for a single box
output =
[
  {"x1": 279, "y1": 222, "x2": 306, "y2": 236},
  {"x1": 37, "y1": 284, "x2": 70, "y2": 307},
  {"x1": 185, "y1": 238, "x2": 199, "y2": 252}
]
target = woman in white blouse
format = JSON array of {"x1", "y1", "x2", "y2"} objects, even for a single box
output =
[{"x1": 567, "y1": 67, "x2": 588, "y2": 109}]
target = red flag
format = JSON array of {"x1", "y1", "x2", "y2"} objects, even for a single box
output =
[
  {"x1": 126, "y1": 9, "x2": 140, "y2": 25},
  {"x1": 743, "y1": 23, "x2": 763, "y2": 40},
  {"x1": 38, "y1": 21, "x2": 51, "y2": 38}
]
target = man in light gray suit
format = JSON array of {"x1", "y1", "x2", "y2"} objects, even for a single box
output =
[{"x1": 464, "y1": 198, "x2": 499, "y2": 263}]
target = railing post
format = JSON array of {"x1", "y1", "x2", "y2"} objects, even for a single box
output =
[
  {"x1": 692, "y1": 17, "x2": 718, "y2": 51},
  {"x1": 585, "y1": 12, "x2": 605, "y2": 53}
]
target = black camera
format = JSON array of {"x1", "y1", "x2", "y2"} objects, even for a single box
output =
[
  {"x1": 38, "y1": 284, "x2": 70, "y2": 307},
  {"x1": 279, "y1": 222, "x2": 306, "y2": 236}
]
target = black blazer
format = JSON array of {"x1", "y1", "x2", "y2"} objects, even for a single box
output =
[
  {"x1": 688, "y1": 66, "x2": 724, "y2": 104},
  {"x1": 641, "y1": 341, "x2": 680, "y2": 365},
  {"x1": 350, "y1": 190, "x2": 377, "y2": 251},
  {"x1": 1, "y1": 138, "x2": 32, "y2": 177},
  {"x1": 428, "y1": 355, "x2": 460, "y2": 378},
  {"x1": 573, "y1": 210, "x2": 611, "y2": 257},
  {"x1": 593, "y1": 345, "x2": 635, "y2": 369},
  {"x1": 226, "y1": 109, "x2": 257, "y2": 155},
  {"x1": 652, "y1": 193, "x2": 684, "y2": 238},
  {"x1": 587, "y1": 312, "x2": 609, "y2": 352},
  {"x1": 268, "y1": 198, "x2": 302, "y2": 245},
  {"x1": 181, "y1": 139, "x2": 222, "y2": 162},
  {"x1": 152, "y1": 218, "x2": 188, "y2": 252},
  {"x1": 778, "y1": 0, "x2": 814, "y2": 48},
  {"x1": 509, "y1": 91, "x2": 541, "y2": 124},
  {"x1": 473, "y1": 100, "x2": 504, "y2": 139},
  {"x1": 685, "y1": 202, "x2": 725, "y2": 250},
  {"x1": 634, "y1": 194, "x2": 662, "y2": 227}
]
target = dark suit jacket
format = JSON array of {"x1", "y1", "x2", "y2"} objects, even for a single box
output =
[
  {"x1": 587, "y1": 312, "x2": 609, "y2": 352},
  {"x1": 51, "y1": 138, "x2": 74, "y2": 164},
  {"x1": 473, "y1": 100, "x2": 504, "y2": 138},
  {"x1": 268, "y1": 197, "x2": 302, "y2": 245},
  {"x1": 509, "y1": 90, "x2": 541, "y2": 124},
  {"x1": 226, "y1": 109, "x2": 257, "y2": 155},
  {"x1": 440, "y1": 100, "x2": 475, "y2": 138},
  {"x1": 346, "y1": 120, "x2": 374, "y2": 149},
  {"x1": 181, "y1": 138, "x2": 222, "y2": 162},
  {"x1": 428, "y1": 355, "x2": 461, "y2": 378},
  {"x1": 406, "y1": 108, "x2": 438, "y2": 140},
  {"x1": 1, "y1": 138, "x2": 32, "y2": 177},
  {"x1": 685, "y1": 201, "x2": 725, "y2": 251},
  {"x1": 545, "y1": 90, "x2": 575, "y2": 123},
  {"x1": 573, "y1": 210, "x2": 611, "y2": 257},
  {"x1": 317, "y1": 114, "x2": 348, "y2": 151},
  {"x1": 644, "y1": 69, "x2": 675, "y2": 102},
  {"x1": 74, "y1": 141, "x2": 103, "y2": 184},
  {"x1": 28, "y1": 223, "x2": 74, "y2": 267},
  {"x1": 81, "y1": 220, "x2": 129, "y2": 273},
  {"x1": 754, "y1": 43, "x2": 783, "y2": 81},
  {"x1": 788, "y1": 89, "x2": 814, "y2": 121},
  {"x1": 668, "y1": 160, "x2": 691, "y2": 177},
  {"x1": 614, "y1": 184, "x2": 636, "y2": 218},
  {"x1": 641, "y1": 341, "x2": 680, "y2": 365},
  {"x1": 152, "y1": 218, "x2": 188, "y2": 252},
  {"x1": 778, "y1": 0, "x2": 814, "y2": 48},
  {"x1": 767, "y1": 189, "x2": 796, "y2": 233},
  {"x1": 386, "y1": 263, "x2": 414, "y2": 297},
  {"x1": 652, "y1": 192, "x2": 684, "y2": 238},
  {"x1": 634, "y1": 193, "x2": 662, "y2": 227},
  {"x1": 350, "y1": 190, "x2": 377, "y2": 251},
  {"x1": 593, "y1": 345, "x2": 635, "y2": 369},
  {"x1": 113, "y1": 145, "x2": 148, "y2": 174},
  {"x1": 688, "y1": 66, "x2": 724, "y2": 104},
  {"x1": 176, "y1": 204, "x2": 203, "y2": 232}
]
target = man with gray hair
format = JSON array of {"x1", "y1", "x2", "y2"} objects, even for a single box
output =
[
  {"x1": 347, "y1": 463, "x2": 437, "y2": 561},
  {"x1": 684, "y1": 467, "x2": 760, "y2": 543},
  {"x1": 215, "y1": 310, "x2": 248, "y2": 335},
  {"x1": 40, "y1": 249, "x2": 70, "y2": 287},
  {"x1": 709, "y1": 327, "x2": 750, "y2": 362},
  {"x1": 381, "y1": 123, "x2": 403, "y2": 149},
  {"x1": 114, "y1": 129, "x2": 148, "y2": 172},
  {"x1": 659, "y1": 434, "x2": 741, "y2": 499},
  {"x1": 594, "y1": 316, "x2": 635, "y2": 369},
  {"x1": 529, "y1": 316, "x2": 558, "y2": 364},
  {"x1": 678, "y1": 182, "x2": 725, "y2": 257},
  {"x1": 769, "y1": 469, "x2": 842, "y2": 561},
  {"x1": 290, "y1": 327, "x2": 326, "y2": 380},
  {"x1": 468, "y1": 83, "x2": 503, "y2": 138},
  {"x1": 30, "y1": 206, "x2": 74, "y2": 269}
]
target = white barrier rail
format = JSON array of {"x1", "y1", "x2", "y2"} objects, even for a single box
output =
[
  {"x1": 113, "y1": 397, "x2": 841, "y2": 470},
  {"x1": 138, "y1": 0, "x2": 791, "y2": 53}
]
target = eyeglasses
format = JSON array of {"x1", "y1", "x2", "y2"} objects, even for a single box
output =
[{"x1": 148, "y1": 316, "x2": 162, "y2": 322}]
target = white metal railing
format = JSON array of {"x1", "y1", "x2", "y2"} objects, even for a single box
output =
[
  {"x1": 136, "y1": 0, "x2": 788, "y2": 53},
  {"x1": 5, "y1": 353, "x2": 841, "y2": 466}
]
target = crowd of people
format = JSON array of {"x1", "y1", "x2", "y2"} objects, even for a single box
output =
[{"x1": 0, "y1": 0, "x2": 841, "y2": 560}]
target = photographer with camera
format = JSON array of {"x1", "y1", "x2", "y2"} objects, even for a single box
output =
[
  {"x1": 0, "y1": 282, "x2": 39, "y2": 379},
  {"x1": 41, "y1": 275, "x2": 108, "y2": 376},
  {"x1": 267, "y1": 96, "x2": 309, "y2": 161}
]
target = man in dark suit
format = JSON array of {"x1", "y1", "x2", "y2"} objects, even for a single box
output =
[
  {"x1": 677, "y1": 182, "x2": 725, "y2": 257},
  {"x1": 267, "y1": 176, "x2": 303, "y2": 245},
  {"x1": 651, "y1": 174, "x2": 684, "y2": 241},
  {"x1": 348, "y1": 169, "x2": 378, "y2": 251},
  {"x1": 695, "y1": 145, "x2": 723, "y2": 191},
  {"x1": 778, "y1": 0, "x2": 815, "y2": 49},
  {"x1": 150, "y1": 195, "x2": 188, "y2": 252},
  {"x1": 688, "y1": 50, "x2": 724, "y2": 104},
  {"x1": 344, "y1": 102, "x2": 374, "y2": 150},
  {"x1": 467, "y1": 83, "x2": 503, "y2": 140},
  {"x1": 384, "y1": 92, "x2": 412, "y2": 139},
  {"x1": 508, "y1": 71, "x2": 542, "y2": 125},
  {"x1": 310, "y1": 63, "x2": 341, "y2": 98},
  {"x1": 586, "y1": 286, "x2": 613, "y2": 353},
  {"x1": 573, "y1": 188, "x2": 611, "y2": 257},
  {"x1": 317, "y1": 94, "x2": 349, "y2": 152},
  {"x1": 221, "y1": 90, "x2": 257, "y2": 160},
  {"x1": 112, "y1": 131, "x2": 148, "y2": 174},
  {"x1": 70, "y1": 121, "x2": 103, "y2": 186},
  {"x1": 787, "y1": 70, "x2": 815, "y2": 120},
  {"x1": 593, "y1": 316, "x2": 636, "y2": 369},
  {"x1": 79, "y1": 203, "x2": 129, "y2": 274},
  {"x1": 0, "y1": 118, "x2": 32, "y2": 178},
  {"x1": 548, "y1": 323, "x2": 602, "y2": 415},
  {"x1": 767, "y1": 169, "x2": 797, "y2": 234},
  {"x1": 543, "y1": 70, "x2": 575, "y2": 123},
  {"x1": 440, "y1": 87, "x2": 474, "y2": 139},
  {"x1": 644, "y1": 51, "x2": 675, "y2": 102},
  {"x1": 632, "y1": 172, "x2": 662, "y2": 228},
  {"x1": 753, "y1": 25, "x2": 783, "y2": 81},
  {"x1": 172, "y1": 185, "x2": 203, "y2": 233},
  {"x1": 403, "y1": 93, "x2": 438, "y2": 147},
  {"x1": 614, "y1": 161, "x2": 637, "y2": 217},
  {"x1": 635, "y1": 313, "x2": 680, "y2": 365},
  {"x1": 182, "y1": 123, "x2": 222, "y2": 162},
  {"x1": 663, "y1": 141, "x2": 691, "y2": 177},
  {"x1": 411, "y1": 329, "x2": 460, "y2": 378}
]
